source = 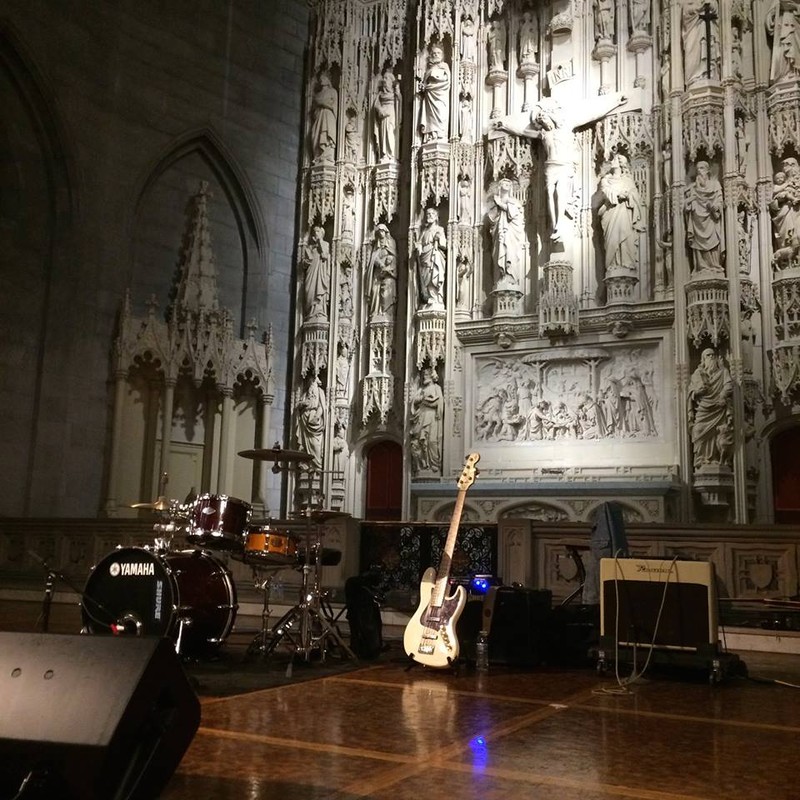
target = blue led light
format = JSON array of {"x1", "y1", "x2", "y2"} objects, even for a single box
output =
[
  {"x1": 469, "y1": 734, "x2": 488, "y2": 770},
  {"x1": 470, "y1": 576, "x2": 489, "y2": 593}
]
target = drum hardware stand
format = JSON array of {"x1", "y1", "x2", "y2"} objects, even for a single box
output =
[
  {"x1": 261, "y1": 514, "x2": 355, "y2": 664},
  {"x1": 245, "y1": 568, "x2": 283, "y2": 657}
]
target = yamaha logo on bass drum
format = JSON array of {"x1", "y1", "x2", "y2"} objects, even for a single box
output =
[{"x1": 108, "y1": 561, "x2": 156, "y2": 577}]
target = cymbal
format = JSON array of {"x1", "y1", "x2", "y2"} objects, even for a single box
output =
[
  {"x1": 238, "y1": 447, "x2": 313, "y2": 463},
  {"x1": 290, "y1": 509, "x2": 351, "y2": 523},
  {"x1": 130, "y1": 496, "x2": 171, "y2": 511}
]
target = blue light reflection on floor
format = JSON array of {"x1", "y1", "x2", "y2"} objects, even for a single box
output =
[{"x1": 469, "y1": 734, "x2": 489, "y2": 771}]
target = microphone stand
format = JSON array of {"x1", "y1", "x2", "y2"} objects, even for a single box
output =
[{"x1": 27, "y1": 550, "x2": 114, "y2": 633}]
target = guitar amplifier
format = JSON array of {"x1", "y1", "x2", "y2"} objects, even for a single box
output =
[{"x1": 457, "y1": 585, "x2": 552, "y2": 666}]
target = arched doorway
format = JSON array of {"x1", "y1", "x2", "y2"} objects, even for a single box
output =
[
  {"x1": 365, "y1": 441, "x2": 402, "y2": 520},
  {"x1": 771, "y1": 426, "x2": 800, "y2": 524}
]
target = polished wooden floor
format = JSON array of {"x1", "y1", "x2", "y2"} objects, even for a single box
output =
[{"x1": 2, "y1": 600, "x2": 800, "y2": 799}]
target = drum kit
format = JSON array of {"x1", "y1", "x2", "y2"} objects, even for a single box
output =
[{"x1": 77, "y1": 444, "x2": 354, "y2": 663}]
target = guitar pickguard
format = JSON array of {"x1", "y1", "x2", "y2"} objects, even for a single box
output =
[{"x1": 420, "y1": 596, "x2": 462, "y2": 632}]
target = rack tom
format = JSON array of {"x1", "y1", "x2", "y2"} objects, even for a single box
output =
[{"x1": 187, "y1": 494, "x2": 251, "y2": 551}]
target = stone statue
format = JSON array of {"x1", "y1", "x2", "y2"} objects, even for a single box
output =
[
  {"x1": 456, "y1": 255, "x2": 472, "y2": 307},
  {"x1": 594, "y1": 0, "x2": 615, "y2": 41},
  {"x1": 731, "y1": 24, "x2": 744, "y2": 79},
  {"x1": 344, "y1": 110, "x2": 360, "y2": 162},
  {"x1": 628, "y1": 0, "x2": 650, "y2": 33},
  {"x1": 415, "y1": 207, "x2": 447, "y2": 309},
  {"x1": 688, "y1": 348, "x2": 733, "y2": 468},
  {"x1": 494, "y1": 93, "x2": 628, "y2": 241},
  {"x1": 519, "y1": 12, "x2": 538, "y2": 64},
  {"x1": 418, "y1": 42, "x2": 450, "y2": 143},
  {"x1": 409, "y1": 367, "x2": 444, "y2": 474},
  {"x1": 458, "y1": 174, "x2": 473, "y2": 225},
  {"x1": 338, "y1": 262, "x2": 353, "y2": 320},
  {"x1": 486, "y1": 178, "x2": 525, "y2": 289},
  {"x1": 460, "y1": 13, "x2": 477, "y2": 63},
  {"x1": 766, "y1": 0, "x2": 800, "y2": 84},
  {"x1": 487, "y1": 20, "x2": 507, "y2": 71},
  {"x1": 372, "y1": 70, "x2": 401, "y2": 162},
  {"x1": 684, "y1": 161, "x2": 724, "y2": 273},
  {"x1": 335, "y1": 341, "x2": 351, "y2": 396},
  {"x1": 340, "y1": 186, "x2": 355, "y2": 241},
  {"x1": 310, "y1": 70, "x2": 338, "y2": 164},
  {"x1": 366, "y1": 224, "x2": 397, "y2": 321},
  {"x1": 769, "y1": 161, "x2": 800, "y2": 258},
  {"x1": 681, "y1": 0, "x2": 720, "y2": 85},
  {"x1": 295, "y1": 378, "x2": 326, "y2": 469},
  {"x1": 301, "y1": 226, "x2": 330, "y2": 320},
  {"x1": 459, "y1": 93, "x2": 473, "y2": 143},
  {"x1": 737, "y1": 207, "x2": 753, "y2": 274},
  {"x1": 735, "y1": 116, "x2": 748, "y2": 176},
  {"x1": 597, "y1": 153, "x2": 645, "y2": 272}
]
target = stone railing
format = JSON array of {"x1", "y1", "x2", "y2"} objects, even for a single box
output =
[
  {"x1": 496, "y1": 520, "x2": 800, "y2": 603},
  {"x1": 2, "y1": 518, "x2": 798, "y2": 606}
]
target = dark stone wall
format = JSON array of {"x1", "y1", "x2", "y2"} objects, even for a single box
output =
[{"x1": 0, "y1": 1, "x2": 308, "y2": 515}]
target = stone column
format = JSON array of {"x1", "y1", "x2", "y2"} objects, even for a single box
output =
[
  {"x1": 159, "y1": 379, "x2": 176, "y2": 491},
  {"x1": 103, "y1": 370, "x2": 128, "y2": 516},
  {"x1": 217, "y1": 388, "x2": 234, "y2": 495}
]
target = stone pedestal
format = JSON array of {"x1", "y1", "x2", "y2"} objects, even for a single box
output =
[
  {"x1": 517, "y1": 61, "x2": 540, "y2": 112},
  {"x1": 539, "y1": 258, "x2": 578, "y2": 337},
  {"x1": 492, "y1": 287, "x2": 523, "y2": 317},
  {"x1": 485, "y1": 67, "x2": 508, "y2": 120},
  {"x1": 605, "y1": 264, "x2": 639, "y2": 304},
  {"x1": 693, "y1": 464, "x2": 734, "y2": 508}
]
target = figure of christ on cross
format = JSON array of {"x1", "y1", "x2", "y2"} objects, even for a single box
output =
[{"x1": 491, "y1": 92, "x2": 629, "y2": 242}]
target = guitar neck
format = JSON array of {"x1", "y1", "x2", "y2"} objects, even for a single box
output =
[{"x1": 430, "y1": 487, "x2": 467, "y2": 608}]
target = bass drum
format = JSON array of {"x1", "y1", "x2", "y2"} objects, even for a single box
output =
[{"x1": 81, "y1": 547, "x2": 237, "y2": 656}]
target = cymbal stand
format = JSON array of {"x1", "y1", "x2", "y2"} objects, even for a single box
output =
[{"x1": 261, "y1": 519, "x2": 354, "y2": 663}]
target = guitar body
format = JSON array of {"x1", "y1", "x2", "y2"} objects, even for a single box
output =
[{"x1": 404, "y1": 567, "x2": 467, "y2": 668}]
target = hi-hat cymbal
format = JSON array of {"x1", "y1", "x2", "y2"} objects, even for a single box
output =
[
  {"x1": 238, "y1": 447, "x2": 313, "y2": 463},
  {"x1": 130, "y1": 496, "x2": 171, "y2": 511},
  {"x1": 290, "y1": 509, "x2": 351, "y2": 523}
]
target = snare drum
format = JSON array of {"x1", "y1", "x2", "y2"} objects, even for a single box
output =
[
  {"x1": 187, "y1": 493, "x2": 251, "y2": 551},
  {"x1": 244, "y1": 525, "x2": 298, "y2": 565},
  {"x1": 81, "y1": 547, "x2": 237, "y2": 656}
]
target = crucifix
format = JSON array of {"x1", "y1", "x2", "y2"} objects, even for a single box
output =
[{"x1": 699, "y1": 1, "x2": 718, "y2": 79}]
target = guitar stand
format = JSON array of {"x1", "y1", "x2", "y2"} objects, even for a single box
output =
[{"x1": 404, "y1": 652, "x2": 462, "y2": 675}]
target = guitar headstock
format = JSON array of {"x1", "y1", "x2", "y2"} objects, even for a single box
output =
[{"x1": 457, "y1": 452, "x2": 480, "y2": 491}]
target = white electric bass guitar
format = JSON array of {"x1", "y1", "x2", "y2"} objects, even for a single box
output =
[{"x1": 403, "y1": 452, "x2": 480, "y2": 667}]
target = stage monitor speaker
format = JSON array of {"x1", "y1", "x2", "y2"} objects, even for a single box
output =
[
  {"x1": 483, "y1": 586, "x2": 552, "y2": 666},
  {"x1": 0, "y1": 632, "x2": 200, "y2": 800},
  {"x1": 600, "y1": 558, "x2": 719, "y2": 651}
]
